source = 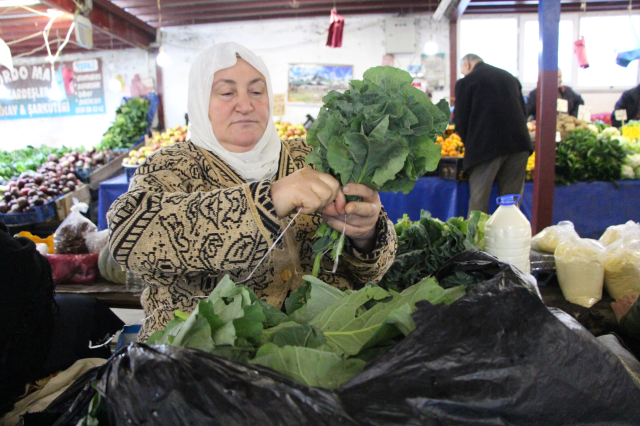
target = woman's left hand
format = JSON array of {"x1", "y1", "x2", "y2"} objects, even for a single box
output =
[{"x1": 321, "y1": 183, "x2": 381, "y2": 254}]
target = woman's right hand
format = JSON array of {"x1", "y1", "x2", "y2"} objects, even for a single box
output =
[{"x1": 270, "y1": 167, "x2": 346, "y2": 219}]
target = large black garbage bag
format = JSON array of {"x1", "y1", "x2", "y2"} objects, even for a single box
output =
[
  {"x1": 338, "y1": 251, "x2": 640, "y2": 426},
  {"x1": 72, "y1": 343, "x2": 357, "y2": 426}
]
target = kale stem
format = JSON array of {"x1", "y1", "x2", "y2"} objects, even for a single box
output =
[{"x1": 312, "y1": 251, "x2": 323, "y2": 277}]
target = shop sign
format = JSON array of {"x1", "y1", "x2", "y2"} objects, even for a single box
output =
[{"x1": 0, "y1": 58, "x2": 106, "y2": 120}]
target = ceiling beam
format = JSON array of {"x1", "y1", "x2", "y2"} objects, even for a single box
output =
[
  {"x1": 450, "y1": 0, "x2": 472, "y2": 22},
  {"x1": 38, "y1": 0, "x2": 155, "y2": 49}
]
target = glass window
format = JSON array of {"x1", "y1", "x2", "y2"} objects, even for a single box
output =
[
  {"x1": 459, "y1": 18, "x2": 519, "y2": 77},
  {"x1": 522, "y1": 20, "x2": 575, "y2": 84},
  {"x1": 577, "y1": 15, "x2": 640, "y2": 87}
]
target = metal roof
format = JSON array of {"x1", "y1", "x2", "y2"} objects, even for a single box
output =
[{"x1": 1, "y1": 0, "x2": 638, "y2": 58}]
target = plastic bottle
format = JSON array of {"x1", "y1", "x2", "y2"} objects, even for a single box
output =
[{"x1": 484, "y1": 195, "x2": 532, "y2": 273}]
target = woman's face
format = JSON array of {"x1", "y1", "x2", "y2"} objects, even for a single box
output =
[{"x1": 208, "y1": 58, "x2": 270, "y2": 153}]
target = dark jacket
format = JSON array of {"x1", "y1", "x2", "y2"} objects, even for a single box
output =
[
  {"x1": 526, "y1": 86, "x2": 584, "y2": 119},
  {"x1": 453, "y1": 62, "x2": 532, "y2": 172},
  {"x1": 611, "y1": 85, "x2": 640, "y2": 127}
]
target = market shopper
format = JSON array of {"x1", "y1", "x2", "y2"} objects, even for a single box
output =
[
  {"x1": 611, "y1": 84, "x2": 640, "y2": 127},
  {"x1": 453, "y1": 53, "x2": 532, "y2": 215},
  {"x1": 525, "y1": 69, "x2": 584, "y2": 119},
  {"x1": 107, "y1": 42, "x2": 397, "y2": 342}
]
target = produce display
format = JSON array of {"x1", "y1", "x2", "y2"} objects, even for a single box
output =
[
  {"x1": 306, "y1": 66, "x2": 449, "y2": 276},
  {"x1": 436, "y1": 132, "x2": 465, "y2": 157},
  {"x1": 147, "y1": 273, "x2": 464, "y2": 389},
  {"x1": 275, "y1": 121, "x2": 307, "y2": 139},
  {"x1": 379, "y1": 210, "x2": 489, "y2": 292},
  {"x1": 555, "y1": 129, "x2": 626, "y2": 185},
  {"x1": 97, "y1": 97, "x2": 151, "y2": 150},
  {"x1": 122, "y1": 125, "x2": 187, "y2": 166},
  {"x1": 0, "y1": 169, "x2": 81, "y2": 214},
  {"x1": 0, "y1": 145, "x2": 76, "y2": 183},
  {"x1": 526, "y1": 152, "x2": 535, "y2": 180}
]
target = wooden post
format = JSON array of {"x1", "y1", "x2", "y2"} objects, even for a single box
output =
[
  {"x1": 532, "y1": 0, "x2": 560, "y2": 234},
  {"x1": 449, "y1": 20, "x2": 457, "y2": 106},
  {"x1": 155, "y1": 62, "x2": 166, "y2": 131}
]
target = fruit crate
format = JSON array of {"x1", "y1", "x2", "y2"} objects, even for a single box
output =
[
  {"x1": 55, "y1": 184, "x2": 91, "y2": 221},
  {"x1": 438, "y1": 157, "x2": 468, "y2": 181},
  {"x1": 0, "y1": 199, "x2": 57, "y2": 226}
]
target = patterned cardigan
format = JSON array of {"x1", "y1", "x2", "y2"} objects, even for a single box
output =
[{"x1": 107, "y1": 138, "x2": 398, "y2": 341}]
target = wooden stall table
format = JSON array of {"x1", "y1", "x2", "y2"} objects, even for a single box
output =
[{"x1": 56, "y1": 279, "x2": 142, "y2": 309}]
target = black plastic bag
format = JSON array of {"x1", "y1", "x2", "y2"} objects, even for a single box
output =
[
  {"x1": 39, "y1": 252, "x2": 640, "y2": 426},
  {"x1": 66, "y1": 343, "x2": 357, "y2": 426},
  {"x1": 338, "y1": 251, "x2": 640, "y2": 425}
]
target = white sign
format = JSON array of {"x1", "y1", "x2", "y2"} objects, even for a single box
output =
[
  {"x1": 557, "y1": 98, "x2": 569, "y2": 114},
  {"x1": 273, "y1": 93, "x2": 285, "y2": 116},
  {"x1": 556, "y1": 131, "x2": 562, "y2": 143},
  {"x1": 577, "y1": 105, "x2": 591, "y2": 122},
  {"x1": 615, "y1": 109, "x2": 628, "y2": 121}
]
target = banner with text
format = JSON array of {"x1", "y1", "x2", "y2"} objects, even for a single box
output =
[{"x1": 0, "y1": 58, "x2": 106, "y2": 120}]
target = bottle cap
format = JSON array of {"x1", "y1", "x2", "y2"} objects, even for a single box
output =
[{"x1": 496, "y1": 194, "x2": 520, "y2": 205}]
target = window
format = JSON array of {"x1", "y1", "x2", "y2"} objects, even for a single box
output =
[
  {"x1": 459, "y1": 18, "x2": 519, "y2": 77},
  {"x1": 577, "y1": 15, "x2": 640, "y2": 87},
  {"x1": 522, "y1": 20, "x2": 575, "y2": 85}
]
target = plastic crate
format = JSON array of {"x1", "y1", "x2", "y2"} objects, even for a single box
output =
[
  {"x1": 0, "y1": 199, "x2": 57, "y2": 226},
  {"x1": 438, "y1": 157, "x2": 467, "y2": 181}
]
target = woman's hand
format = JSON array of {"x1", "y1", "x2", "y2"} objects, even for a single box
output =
[
  {"x1": 322, "y1": 184, "x2": 381, "y2": 253},
  {"x1": 270, "y1": 167, "x2": 346, "y2": 219}
]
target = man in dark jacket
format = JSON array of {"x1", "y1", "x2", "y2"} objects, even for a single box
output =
[
  {"x1": 453, "y1": 54, "x2": 532, "y2": 215},
  {"x1": 611, "y1": 84, "x2": 640, "y2": 127},
  {"x1": 526, "y1": 70, "x2": 584, "y2": 119}
]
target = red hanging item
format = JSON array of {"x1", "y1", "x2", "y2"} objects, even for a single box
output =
[
  {"x1": 574, "y1": 36, "x2": 589, "y2": 69},
  {"x1": 326, "y1": 9, "x2": 344, "y2": 48}
]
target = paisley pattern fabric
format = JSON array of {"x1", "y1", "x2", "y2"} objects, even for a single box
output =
[{"x1": 107, "y1": 138, "x2": 398, "y2": 341}]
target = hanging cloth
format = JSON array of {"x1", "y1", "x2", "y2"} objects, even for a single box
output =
[
  {"x1": 617, "y1": 15, "x2": 640, "y2": 67},
  {"x1": 326, "y1": 9, "x2": 345, "y2": 48},
  {"x1": 573, "y1": 36, "x2": 589, "y2": 69}
]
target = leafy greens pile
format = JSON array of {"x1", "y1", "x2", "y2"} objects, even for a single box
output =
[
  {"x1": 0, "y1": 145, "x2": 80, "y2": 181},
  {"x1": 147, "y1": 274, "x2": 464, "y2": 389},
  {"x1": 555, "y1": 129, "x2": 626, "y2": 185},
  {"x1": 305, "y1": 66, "x2": 450, "y2": 276},
  {"x1": 97, "y1": 97, "x2": 150, "y2": 150},
  {"x1": 379, "y1": 210, "x2": 490, "y2": 292}
]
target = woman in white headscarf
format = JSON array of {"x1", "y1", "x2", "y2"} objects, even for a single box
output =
[{"x1": 107, "y1": 42, "x2": 397, "y2": 341}]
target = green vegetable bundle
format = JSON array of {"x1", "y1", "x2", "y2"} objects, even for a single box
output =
[
  {"x1": 147, "y1": 274, "x2": 464, "y2": 389},
  {"x1": 555, "y1": 129, "x2": 626, "y2": 185},
  {"x1": 97, "y1": 97, "x2": 150, "y2": 150},
  {"x1": 306, "y1": 66, "x2": 450, "y2": 276},
  {"x1": 379, "y1": 210, "x2": 489, "y2": 292}
]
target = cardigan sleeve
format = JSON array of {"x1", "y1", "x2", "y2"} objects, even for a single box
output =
[{"x1": 107, "y1": 145, "x2": 281, "y2": 287}]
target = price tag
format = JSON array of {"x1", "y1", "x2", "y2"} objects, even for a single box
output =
[
  {"x1": 577, "y1": 105, "x2": 591, "y2": 122},
  {"x1": 615, "y1": 109, "x2": 628, "y2": 121},
  {"x1": 272, "y1": 93, "x2": 286, "y2": 117},
  {"x1": 556, "y1": 131, "x2": 562, "y2": 143},
  {"x1": 557, "y1": 99, "x2": 569, "y2": 114}
]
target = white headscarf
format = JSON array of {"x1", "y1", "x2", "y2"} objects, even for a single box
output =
[{"x1": 188, "y1": 42, "x2": 281, "y2": 182}]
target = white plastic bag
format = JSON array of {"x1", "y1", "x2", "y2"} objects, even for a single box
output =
[
  {"x1": 85, "y1": 229, "x2": 109, "y2": 254},
  {"x1": 54, "y1": 198, "x2": 97, "y2": 254},
  {"x1": 554, "y1": 238, "x2": 605, "y2": 308},
  {"x1": 599, "y1": 236, "x2": 640, "y2": 300},
  {"x1": 599, "y1": 221, "x2": 640, "y2": 246},
  {"x1": 531, "y1": 221, "x2": 580, "y2": 253}
]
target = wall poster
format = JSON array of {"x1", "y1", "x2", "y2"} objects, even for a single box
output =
[
  {"x1": 288, "y1": 64, "x2": 353, "y2": 104},
  {"x1": 0, "y1": 58, "x2": 106, "y2": 120}
]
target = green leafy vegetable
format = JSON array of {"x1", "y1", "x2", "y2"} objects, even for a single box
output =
[
  {"x1": 380, "y1": 209, "x2": 490, "y2": 292},
  {"x1": 555, "y1": 129, "x2": 626, "y2": 186},
  {"x1": 147, "y1": 273, "x2": 463, "y2": 389},
  {"x1": 97, "y1": 97, "x2": 150, "y2": 150},
  {"x1": 306, "y1": 66, "x2": 450, "y2": 277}
]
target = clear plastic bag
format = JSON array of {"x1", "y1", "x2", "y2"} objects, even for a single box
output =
[
  {"x1": 599, "y1": 220, "x2": 640, "y2": 247},
  {"x1": 85, "y1": 229, "x2": 109, "y2": 254},
  {"x1": 599, "y1": 236, "x2": 640, "y2": 300},
  {"x1": 54, "y1": 198, "x2": 97, "y2": 254},
  {"x1": 554, "y1": 238, "x2": 605, "y2": 308},
  {"x1": 531, "y1": 221, "x2": 580, "y2": 254}
]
